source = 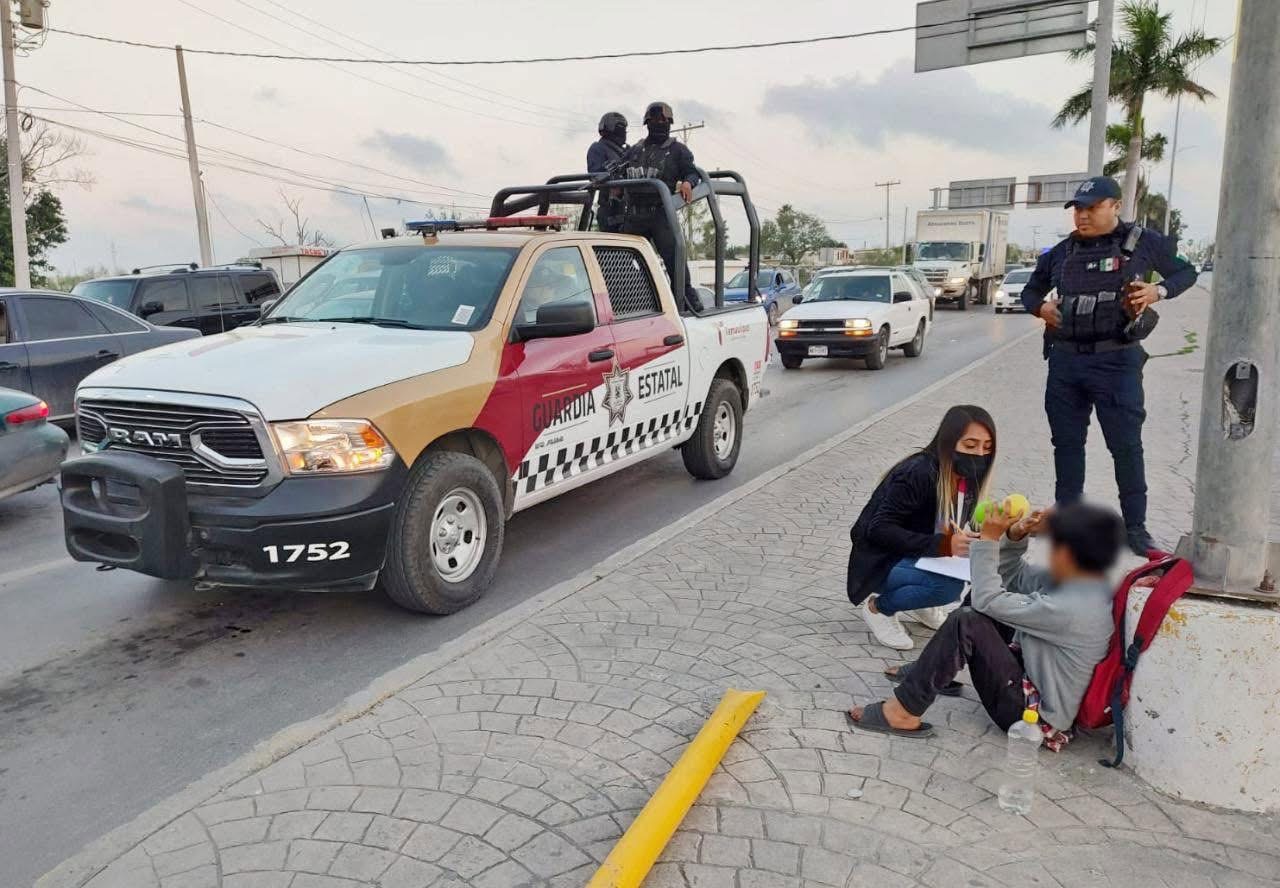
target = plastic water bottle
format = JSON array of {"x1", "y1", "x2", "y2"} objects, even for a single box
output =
[{"x1": 997, "y1": 709, "x2": 1041, "y2": 815}]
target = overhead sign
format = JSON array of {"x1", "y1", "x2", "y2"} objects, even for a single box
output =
[
  {"x1": 947, "y1": 177, "x2": 1016, "y2": 209},
  {"x1": 1027, "y1": 172, "x2": 1089, "y2": 207},
  {"x1": 915, "y1": 0, "x2": 1090, "y2": 73}
]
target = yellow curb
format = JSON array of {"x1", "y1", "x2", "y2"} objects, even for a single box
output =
[{"x1": 587, "y1": 688, "x2": 766, "y2": 888}]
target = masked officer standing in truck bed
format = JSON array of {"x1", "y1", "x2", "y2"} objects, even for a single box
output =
[
  {"x1": 619, "y1": 101, "x2": 701, "y2": 312},
  {"x1": 587, "y1": 111, "x2": 629, "y2": 233},
  {"x1": 1020, "y1": 175, "x2": 1197, "y2": 557}
]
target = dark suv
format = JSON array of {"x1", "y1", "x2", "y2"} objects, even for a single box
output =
[{"x1": 72, "y1": 264, "x2": 282, "y2": 335}]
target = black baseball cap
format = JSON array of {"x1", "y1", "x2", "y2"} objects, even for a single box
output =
[{"x1": 1065, "y1": 176, "x2": 1122, "y2": 209}]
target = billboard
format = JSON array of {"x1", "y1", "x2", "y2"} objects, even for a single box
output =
[
  {"x1": 947, "y1": 177, "x2": 1017, "y2": 209},
  {"x1": 1027, "y1": 172, "x2": 1090, "y2": 207},
  {"x1": 916, "y1": 0, "x2": 1090, "y2": 73}
]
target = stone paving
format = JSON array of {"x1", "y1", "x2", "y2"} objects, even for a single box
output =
[{"x1": 53, "y1": 286, "x2": 1280, "y2": 888}]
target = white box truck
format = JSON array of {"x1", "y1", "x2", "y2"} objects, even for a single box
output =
[
  {"x1": 247, "y1": 245, "x2": 332, "y2": 290},
  {"x1": 911, "y1": 209, "x2": 1008, "y2": 310}
]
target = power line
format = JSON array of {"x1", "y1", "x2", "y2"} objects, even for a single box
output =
[
  {"x1": 43, "y1": 3, "x2": 1089, "y2": 66},
  {"x1": 204, "y1": 182, "x2": 263, "y2": 246}
]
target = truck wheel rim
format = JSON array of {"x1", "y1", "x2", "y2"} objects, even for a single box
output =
[
  {"x1": 879, "y1": 331, "x2": 889, "y2": 361},
  {"x1": 430, "y1": 488, "x2": 486, "y2": 582},
  {"x1": 713, "y1": 401, "x2": 736, "y2": 460},
  {"x1": 913, "y1": 323, "x2": 924, "y2": 351}
]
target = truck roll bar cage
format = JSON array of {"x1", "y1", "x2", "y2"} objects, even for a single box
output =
[{"x1": 489, "y1": 167, "x2": 760, "y2": 313}]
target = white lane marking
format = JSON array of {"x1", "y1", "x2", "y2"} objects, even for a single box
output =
[{"x1": 0, "y1": 557, "x2": 75, "y2": 586}]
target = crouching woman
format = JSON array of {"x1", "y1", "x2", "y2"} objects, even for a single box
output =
[{"x1": 847, "y1": 405, "x2": 996, "y2": 651}]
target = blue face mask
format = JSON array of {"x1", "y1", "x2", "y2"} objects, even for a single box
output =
[{"x1": 953, "y1": 452, "x2": 991, "y2": 483}]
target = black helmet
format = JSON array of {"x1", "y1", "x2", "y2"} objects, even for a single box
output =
[
  {"x1": 643, "y1": 101, "x2": 673, "y2": 125},
  {"x1": 598, "y1": 111, "x2": 627, "y2": 135}
]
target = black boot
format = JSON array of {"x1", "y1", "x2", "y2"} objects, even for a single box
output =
[{"x1": 1126, "y1": 525, "x2": 1158, "y2": 558}]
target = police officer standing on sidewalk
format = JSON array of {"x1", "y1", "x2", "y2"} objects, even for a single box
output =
[
  {"x1": 1020, "y1": 176, "x2": 1197, "y2": 556},
  {"x1": 619, "y1": 101, "x2": 701, "y2": 312},
  {"x1": 587, "y1": 111, "x2": 629, "y2": 233}
]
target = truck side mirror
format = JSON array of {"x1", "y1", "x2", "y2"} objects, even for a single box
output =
[
  {"x1": 893, "y1": 291, "x2": 913, "y2": 304},
  {"x1": 259, "y1": 299, "x2": 278, "y2": 315},
  {"x1": 514, "y1": 301, "x2": 595, "y2": 341},
  {"x1": 792, "y1": 294, "x2": 803, "y2": 305}
]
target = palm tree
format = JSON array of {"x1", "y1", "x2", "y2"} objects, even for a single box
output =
[
  {"x1": 1103, "y1": 122, "x2": 1166, "y2": 182},
  {"x1": 1052, "y1": 0, "x2": 1223, "y2": 220}
]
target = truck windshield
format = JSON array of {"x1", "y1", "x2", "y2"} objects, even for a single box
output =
[
  {"x1": 917, "y1": 242, "x2": 970, "y2": 261},
  {"x1": 728, "y1": 270, "x2": 775, "y2": 289},
  {"x1": 265, "y1": 245, "x2": 519, "y2": 330},
  {"x1": 72, "y1": 279, "x2": 136, "y2": 309},
  {"x1": 809, "y1": 275, "x2": 892, "y2": 303}
]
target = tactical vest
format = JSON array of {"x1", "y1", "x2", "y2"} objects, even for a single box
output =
[
  {"x1": 1052, "y1": 225, "x2": 1143, "y2": 345},
  {"x1": 623, "y1": 138, "x2": 680, "y2": 207}
]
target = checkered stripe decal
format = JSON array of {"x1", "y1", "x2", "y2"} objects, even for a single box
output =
[{"x1": 516, "y1": 401, "x2": 704, "y2": 495}]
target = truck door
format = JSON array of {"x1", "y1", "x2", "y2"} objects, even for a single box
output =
[
  {"x1": 136, "y1": 278, "x2": 199, "y2": 333},
  {"x1": 593, "y1": 244, "x2": 690, "y2": 452},
  {"x1": 0, "y1": 298, "x2": 32, "y2": 394},
  {"x1": 509, "y1": 245, "x2": 617, "y2": 501}
]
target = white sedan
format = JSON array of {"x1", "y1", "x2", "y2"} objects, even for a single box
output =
[
  {"x1": 774, "y1": 268, "x2": 931, "y2": 370},
  {"x1": 994, "y1": 267, "x2": 1033, "y2": 313}
]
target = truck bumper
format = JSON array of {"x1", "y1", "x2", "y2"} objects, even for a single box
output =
[
  {"x1": 775, "y1": 334, "x2": 880, "y2": 359},
  {"x1": 61, "y1": 450, "x2": 405, "y2": 590}
]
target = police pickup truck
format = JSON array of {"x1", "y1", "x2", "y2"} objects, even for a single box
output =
[{"x1": 61, "y1": 173, "x2": 768, "y2": 614}]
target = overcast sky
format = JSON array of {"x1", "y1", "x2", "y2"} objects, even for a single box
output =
[{"x1": 15, "y1": 0, "x2": 1235, "y2": 273}]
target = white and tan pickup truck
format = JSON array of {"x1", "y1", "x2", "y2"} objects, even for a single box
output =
[{"x1": 61, "y1": 210, "x2": 768, "y2": 613}]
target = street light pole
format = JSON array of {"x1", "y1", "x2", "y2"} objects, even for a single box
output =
[
  {"x1": 1182, "y1": 0, "x2": 1280, "y2": 600},
  {"x1": 1086, "y1": 0, "x2": 1116, "y2": 177},
  {"x1": 2, "y1": 4, "x2": 30, "y2": 288},
  {"x1": 1163, "y1": 92, "x2": 1183, "y2": 237}
]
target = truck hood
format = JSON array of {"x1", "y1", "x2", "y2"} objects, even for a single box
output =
[
  {"x1": 915, "y1": 261, "x2": 971, "y2": 274},
  {"x1": 80, "y1": 322, "x2": 475, "y2": 420},
  {"x1": 782, "y1": 300, "x2": 893, "y2": 322}
]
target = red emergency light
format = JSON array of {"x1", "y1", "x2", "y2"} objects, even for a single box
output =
[{"x1": 483, "y1": 215, "x2": 569, "y2": 230}]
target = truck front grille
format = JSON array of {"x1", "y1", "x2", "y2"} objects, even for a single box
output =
[{"x1": 78, "y1": 399, "x2": 270, "y2": 488}]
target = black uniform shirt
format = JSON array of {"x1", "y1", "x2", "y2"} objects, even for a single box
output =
[{"x1": 1020, "y1": 222, "x2": 1198, "y2": 315}]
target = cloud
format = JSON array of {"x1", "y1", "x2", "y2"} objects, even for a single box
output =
[
  {"x1": 675, "y1": 99, "x2": 721, "y2": 127},
  {"x1": 761, "y1": 60, "x2": 1065, "y2": 155},
  {"x1": 121, "y1": 195, "x2": 186, "y2": 217},
  {"x1": 362, "y1": 130, "x2": 452, "y2": 172}
]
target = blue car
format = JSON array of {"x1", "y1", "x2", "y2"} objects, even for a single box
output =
[{"x1": 723, "y1": 267, "x2": 801, "y2": 326}]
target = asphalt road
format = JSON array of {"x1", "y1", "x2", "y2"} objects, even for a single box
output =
[{"x1": 0, "y1": 306, "x2": 1029, "y2": 885}]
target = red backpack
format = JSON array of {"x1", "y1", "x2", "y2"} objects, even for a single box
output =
[{"x1": 1076, "y1": 553, "x2": 1193, "y2": 767}]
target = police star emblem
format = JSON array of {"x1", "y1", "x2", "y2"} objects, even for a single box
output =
[{"x1": 601, "y1": 359, "x2": 633, "y2": 427}]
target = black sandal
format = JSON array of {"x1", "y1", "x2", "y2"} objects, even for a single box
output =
[
  {"x1": 845, "y1": 702, "x2": 934, "y2": 739},
  {"x1": 884, "y1": 662, "x2": 963, "y2": 697}
]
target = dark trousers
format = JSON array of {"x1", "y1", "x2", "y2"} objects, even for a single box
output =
[
  {"x1": 622, "y1": 210, "x2": 697, "y2": 311},
  {"x1": 894, "y1": 608, "x2": 1027, "y2": 732},
  {"x1": 1045, "y1": 345, "x2": 1148, "y2": 528}
]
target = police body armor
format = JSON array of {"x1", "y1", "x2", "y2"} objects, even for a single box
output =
[
  {"x1": 595, "y1": 139, "x2": 628, "y2": 228},
  {"x1": 623, "y1": 138, "x2": 680, "y2": 210},
  {"x1": 1052, "y1": 224, "x2": 1155, "y2": 347}
]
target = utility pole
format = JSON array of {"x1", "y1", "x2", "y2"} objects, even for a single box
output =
[
  {"x1": 1031, "y1": 225, "x2": 1041, "y2": 253},
  {"x1": 176, "y1": 45, "x2": 213, "y2": 267},
  {"x1": 1163, "y1": 92, "x2": 1183, "y2": 237},
  {"x1": 673, "y1": 121, "x2": 705, "y2": 249},
  {"x1": 2, "y1": 3, "x2": 30, "y2": 288},
  {"x1": 901, "y1": 206, "x2": 908, "y2": 264},
  {"x1": 875, "y1": 179, "x2": 899, "y2": 252},
  {"x1": 1086, "y1": 0, "x2": 1116, "y2": 177},
  {"x1": 1181, "y1": 0, "x2": 1279, "y2": 600}
]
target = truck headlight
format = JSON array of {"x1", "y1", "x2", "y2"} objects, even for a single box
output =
[
  {"x1": 779, "y1": 319, "x2": 799, "y2": 330},
  {"x1": 844, "y1": 318, "x2": 873, "y2": 330},
  {"x1": 272, "y1": 419, "x2": 394, "y2": 474},
  {"x1": 949, "y1": 277, "x2": 966, "y2": 284}
]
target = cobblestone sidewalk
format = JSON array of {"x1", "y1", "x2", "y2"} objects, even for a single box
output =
[{"x1": 45, "y1": 287, "x2": 1280, "y2": 888}]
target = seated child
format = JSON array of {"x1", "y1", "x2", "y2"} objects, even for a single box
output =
[{"x1": 846, "y1": 501, "x2": 1123, "y2": 745}]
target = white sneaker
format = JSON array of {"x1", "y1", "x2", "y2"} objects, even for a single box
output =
[
  {"x1": 903, "y1": 606, "x2": 948, "y2": 630},
  {"x1": 860, "y1": 599, "x2": 914, "y2": 650}
]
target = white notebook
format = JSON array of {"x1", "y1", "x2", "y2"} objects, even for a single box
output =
[{"x1": 914, "y1": 556, "x2": 971, "y2": 582}]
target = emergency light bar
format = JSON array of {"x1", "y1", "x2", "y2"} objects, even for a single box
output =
[{"x1": 405, "y1": 215, "x2": 569, "y2": 236}]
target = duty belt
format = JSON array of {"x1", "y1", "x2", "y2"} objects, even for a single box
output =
[{"x1": 1051, "y1": 338, "x2": 1138, "y2": 354}]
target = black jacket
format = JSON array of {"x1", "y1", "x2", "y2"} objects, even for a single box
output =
[{"x1": 846, "y1": 452, "x2": 964, "y2": 605}]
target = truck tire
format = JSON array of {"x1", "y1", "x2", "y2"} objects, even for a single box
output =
[
  {"x1": 780, "y1": 354, "x2": 803, "y2": 370},
  {"x1": 903, "y1": 320, "x2": 926, "y2": 357},
  {"x1": 864, "y1": 326, "x2": 890, "y2": 370},
  {"x1": 959, "y1": 284, "x2": 971, "y2": 311},
  {"x1": 682, "y1": 378, "x2": 743, "y2": 480},
  {"x1": 382, "y1": 451, "x2": 505, "y2": 614},
  {"x1": 767, "y1": 302, "x2": 781, "y2": 327}
]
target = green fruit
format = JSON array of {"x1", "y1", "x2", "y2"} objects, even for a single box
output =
[{"x1": 973, "y1": 499, "x2": 995, "y2": 524}]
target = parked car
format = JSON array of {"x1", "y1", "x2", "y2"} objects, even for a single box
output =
[
  {"x1": 72, "y1": 264, "x2": 282, "y2": 335},
  {"x1": 776, "y1": 267, "x2": 931, "y2": 370},
  {"x1": 0, "y1": 289, "x2": 201, "y2": 421},
  {"x1": 1201, "y1": 259, "x2": 1213, "y2": 272},
  {"x1": 994, "y1": 267, "x2": 1034, "y2": 313},
  {"x1": 0, "y1": 387, "x2": 68, "y2": 501},
  {"x1": 724, "y1": 266, "x2": 801, "y2": 325}
]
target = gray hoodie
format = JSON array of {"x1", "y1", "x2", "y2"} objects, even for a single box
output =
[{"x1": 969, "y1": 537, "x2": 1114, "y2": 730}]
